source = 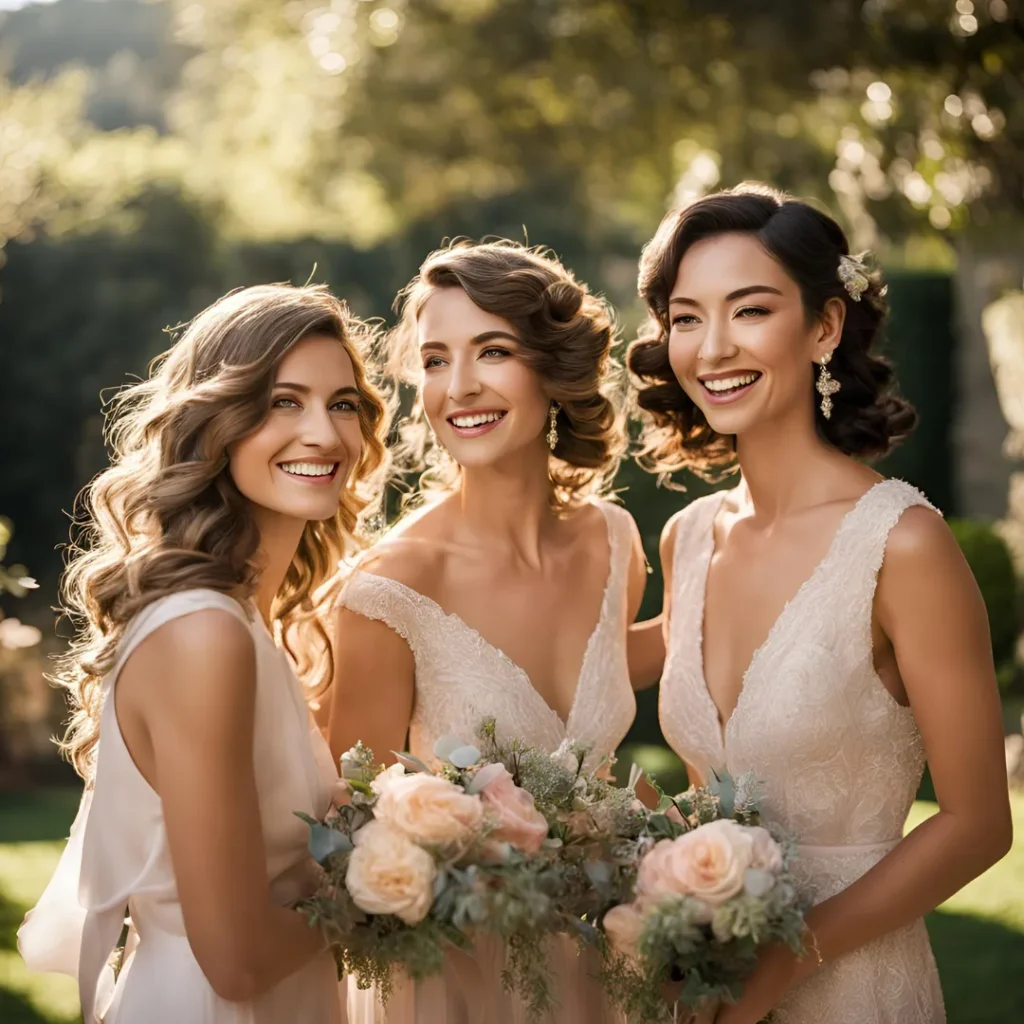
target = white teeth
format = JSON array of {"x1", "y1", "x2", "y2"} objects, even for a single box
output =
[
  {"x1": 702, "y1": 373, "x2": 760, "y2": 393},
  {"x1": 450, "y1": 411, "x2": 505, "y2": 428},
  {"x1": 280, "y1": 462, "x2": 336, "y2": 477}
]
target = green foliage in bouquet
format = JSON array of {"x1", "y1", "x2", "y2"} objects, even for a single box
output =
[{"x1": 598, "y1": 771, "x2": 808, "y2": 1024}]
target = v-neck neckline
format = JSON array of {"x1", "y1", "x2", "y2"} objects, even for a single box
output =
[
  {"x1": 695, "y1": 480, "x2": 887, "y2": 750},
  {"x1": 359, "y1": 501, "x2": 618, "y2": 734}
]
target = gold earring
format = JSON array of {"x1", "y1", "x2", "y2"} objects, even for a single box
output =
[
  {"x1": 547, "y1": 403, "x2": 560, "y2": 450},
  {"x1": 816, "y1": 353, "x2": 840, "y2": 419}
]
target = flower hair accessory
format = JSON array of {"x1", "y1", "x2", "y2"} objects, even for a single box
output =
[{"x1": 838, "y1": 253, "x2": 870, "y2": 302}]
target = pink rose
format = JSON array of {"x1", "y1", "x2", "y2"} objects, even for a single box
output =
[
  {"x1": 636, "y1": 820, "x2": 754, "y2": 912},
  {"x1": 746, "y1": 826, "x2": 783, "y2": 873},
  {"x1": 603, "y1": 902, "x2": 646, "y2": 959},
  {"x1": 479, "y1": 767, "x2": 549, "y2": 853}
]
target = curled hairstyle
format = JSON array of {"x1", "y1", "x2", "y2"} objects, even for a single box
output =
[
  {"x1": 57, "y1": 284, "x2": 390, "y2": 779},
  {"x1": 628, "y1": 183, "x2": 917, "y2": 483},
  {"x1": 388, "y1": 240, "x2": 626, "y2": 512}
]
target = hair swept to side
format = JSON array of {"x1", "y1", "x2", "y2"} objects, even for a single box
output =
[{"x1": 55, "y1": 283, "x2": 391, "y2": 779}]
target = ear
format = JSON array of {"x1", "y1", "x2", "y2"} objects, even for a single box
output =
[{"x1": 814, "y1": 297, "x2": 846, "y2": 362}]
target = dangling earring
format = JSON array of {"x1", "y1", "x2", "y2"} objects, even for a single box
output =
[
  {"x1": 816, "y1": 353, "x2": 841, "y2": 419},
  {"x1": 547, "y1": 403, "x2": 560, "y2": 451}
]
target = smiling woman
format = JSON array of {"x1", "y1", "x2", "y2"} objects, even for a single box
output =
[{"x1": 17, "y1": 283, "x2": 391, "y2": 1024}]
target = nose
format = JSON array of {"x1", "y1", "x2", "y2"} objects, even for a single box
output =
[
  {"x1": 446, "y1": 353, "x2": 482, "y2": 402},
  {"x1": 300, "y1": 403, "x2": 344, "y2": 450},
  {"x1": 697, "y1": 314, "x2": 738, "y2": 366}
]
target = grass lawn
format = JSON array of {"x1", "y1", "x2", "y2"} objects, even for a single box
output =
[{"x1": 2, "y1": 779, "x2": 1023, "y2": 1024}]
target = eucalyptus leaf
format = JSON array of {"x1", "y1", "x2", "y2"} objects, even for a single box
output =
[
  {"x1": 448, "y1": 744, "x2": 481, "y2": 768},
  {"x1": 394, "y1": 751, "x2": 430, "y2": 773},
  {"x1": 708, "y1": 771, "x2": 736, "y2": 819},
  {"x1": 433, "y1": 734, "x2": 465, "y2": 761},
  {"x1": 308, "y1": 823, "x2": 352, "y2": 864}
]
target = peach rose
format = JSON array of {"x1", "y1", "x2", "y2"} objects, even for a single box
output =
[
  {"x1": 746, "y1": 826, "x2": 783, "y2": 873},
  {"x1": 636, "y1": 820, "x2": 753, "y2": 911},
  {"x1": 603, "y1": 902, "x2": 647, "y2": 959},
  {"x1": 370, "y1": 762, "x2": 407, "y2": 797},
  {"x1": 374, "y1": 772, "x2": 485, "y2": 853},
  {"x1": 346, "y1": 821, "x2": 437, "y2": 924},
  {"x1": 479, "y1": 767, "x2": 549, "y2": 853}
]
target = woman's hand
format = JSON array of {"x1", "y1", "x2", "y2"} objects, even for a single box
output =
[{"x1": 713, "y1": 942, "x2": 814, "y2": 1024}]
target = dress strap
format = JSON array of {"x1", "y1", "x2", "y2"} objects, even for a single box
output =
[
  {"x1": 671, "y1": 490, "x2": 728, "y2": 584},
  {"x1": 336, "y1": 570, "x2": 429, "y2": 655},
  {"x1": 106, "y1": 588, "x2": 251, "y2": 692}
]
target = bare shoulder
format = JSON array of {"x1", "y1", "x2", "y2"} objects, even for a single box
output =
[
  {"x1": 355, "y1": 502, "x2": 453, "y2": 596},
  {"x1": 883, "y1": 503, "x2": 958, "y2": 568},
  {"x1": 126, "y1": 606, "x2": 254, "y2": 674}
]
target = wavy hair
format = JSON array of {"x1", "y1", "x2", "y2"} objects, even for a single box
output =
[
  {"x1": 628, "y1": 183, "x2": 917, "y2": 484},
  {"x1": 387, "y1": 239, "x2": 626, "y2": 513},
  {"x1": 56, "y1": 284, "x2": 390, "y2": 779}
]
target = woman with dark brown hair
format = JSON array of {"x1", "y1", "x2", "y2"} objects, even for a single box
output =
[
  {"x1": 326, "y1": 240, "x2": 646, "y2": 1023},
  {"x1": 629, "y1": 184, "x2": 1010, "y2": 1023},
  {"x1": 18, "y1": 284, "x2": 389, "y2": 1024}
]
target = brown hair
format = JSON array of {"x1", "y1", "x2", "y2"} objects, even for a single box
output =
[
  {"x1": 56, "y1": 284, "x2": 390, "y2": 779},
  {"x1": 628, "y1": 183, "x2": 917, "y2": 484},
  {"x1": 388, "y1": 239, "x2": 625, "y2": 512}
]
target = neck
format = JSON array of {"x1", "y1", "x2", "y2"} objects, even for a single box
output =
[
  {"x1": 734, "y1": 407, "x2": 840, "y2": 519},
  {"x1": 250, "y1": 508, "x2": 306, "y2": 625},
  {"x1": 453, "y1": 445, "x2": 555, "y2": 564}
]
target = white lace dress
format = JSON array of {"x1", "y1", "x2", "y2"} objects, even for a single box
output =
[
  {"x1": 659, "y1": 479, "x2": 945, "y2": 1023},
  {"x1": 337, "y1": 500, "x2": 637, "y2": 1024},
  {"x1": 18, "y1": 589, "x2": 343, "y2": 1024}
]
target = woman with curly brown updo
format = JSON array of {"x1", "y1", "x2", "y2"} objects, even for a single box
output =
[
  {"x1": 18, "y1": 284, "x2": 389, "y2": 1024},
  {"x1": 326, "y1": 241, "x2": 645, "y2": 1024},
  {"x1": 628, "y1": 184, "x2": 1011, "y2": 1023}
]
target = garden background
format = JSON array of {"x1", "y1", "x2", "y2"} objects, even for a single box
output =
[{"x1": 1, "y1": 1, "x2": 1022, "y2": 1020}]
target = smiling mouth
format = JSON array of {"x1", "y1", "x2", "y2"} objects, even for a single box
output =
[
  {"x1": 446, "y1": 410, "x2": 507, "y2": 437},
  {"x1": 699, "y1": 372, "x2": 762, "y2": 402},
  {"x1": 278, "y1": 461, "x2": 340, "y2": 484}
]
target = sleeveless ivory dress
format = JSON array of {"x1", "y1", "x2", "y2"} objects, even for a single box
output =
[
  {"x1": 659, "y1": 479, "x2": 946, "y2": 1023},
  {"x1": 337, "y1": 500, "x2": 637, "y2": 1024},
  {"x1": 18, "y1": 588, "x2": 344, "y2": 1024}
]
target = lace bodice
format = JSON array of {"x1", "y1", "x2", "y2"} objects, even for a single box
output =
[
  {"x1": 337, "y1": 500, "x2": 637, "y2": 768},
  {"x1": 659, "y1": 479, "x2": 945, "y2": 1023}
]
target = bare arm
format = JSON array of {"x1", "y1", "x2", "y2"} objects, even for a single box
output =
[
  {"x1": 628, "y1": 513, "x2": 677, "y2": 691},
  {"x1": 717, "y1": 508, "x2": 1013, "y2": 1023},
  {"x1": 327, "y1": 603, "x2": 416, "y2": 766},
  {"x1": 120, "y1": 610, "x2": 325, "y2": 1002}
]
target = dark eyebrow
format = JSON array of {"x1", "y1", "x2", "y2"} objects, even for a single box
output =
[
  {"x1": 273, "y1": 382, "x2": 360, "y2": 398},
  {"x1": 420, "y1": 329, "x2": 521, "y2": 351},
  {"x1": 669, "y1": 285, "x2": 783, "y2": 307}
]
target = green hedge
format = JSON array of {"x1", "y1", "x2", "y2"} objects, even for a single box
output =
[{"x1": 948, "y1": 518, "x2": 1019, "y2": 691}]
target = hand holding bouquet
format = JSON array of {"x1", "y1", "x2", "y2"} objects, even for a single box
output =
[
  {"x1": 600, "y1": 773, "x2": 808, "y2": 1024},
  {"x1": 297, "y1": 734, "x2": 579, "y2": 1014}
]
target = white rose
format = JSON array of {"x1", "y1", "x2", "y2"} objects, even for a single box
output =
[
  {"x1": 374, "y1": 772, "x2": 485, "y2": 853},
  {"x1": 346, "y1": 821, "x2": 436, "y2": 925},
  {"x1": 746, "y1": 826, "x2": 784, "y2": 873}
]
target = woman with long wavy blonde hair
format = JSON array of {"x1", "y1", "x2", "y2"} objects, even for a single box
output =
[
  {"x1": 326, "y1": 240, "x2": 648, "y2": 1024},
  {"x1": 19, "y1": 283, "x2": 389, "y2": 1024}
]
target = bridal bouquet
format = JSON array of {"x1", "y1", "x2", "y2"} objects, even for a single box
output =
[
  {"x1": 599, "y1": 773, "x2": 808, "y2": 1024},
  {"x1": 472, "y1": 717, "x2": 650, "y2": 931},
  {"x1": 297, "y1": 735, "x2": 583, "y2": 1014}
]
